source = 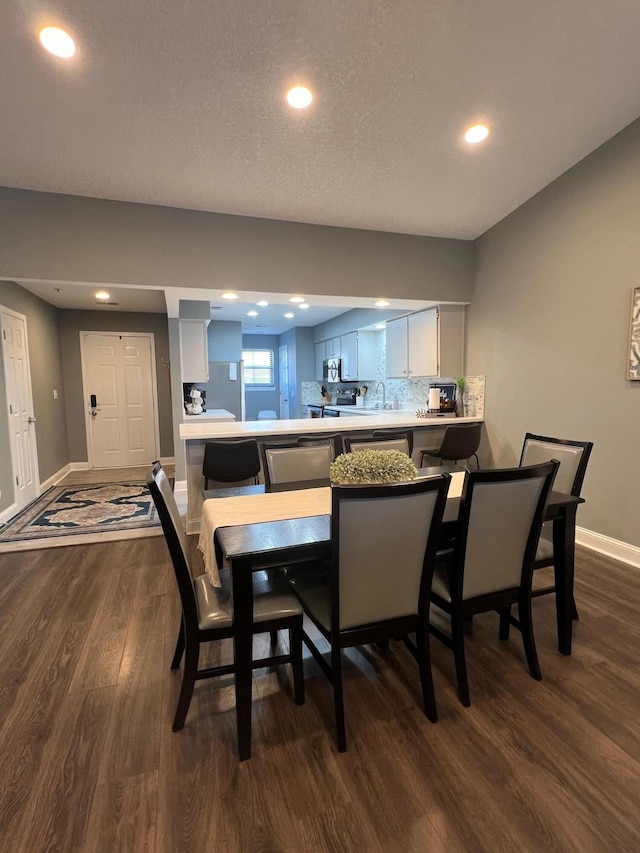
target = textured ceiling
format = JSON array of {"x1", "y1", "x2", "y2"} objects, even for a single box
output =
[{"x1": 1, "y1": 1, "x2": 640, "y2": 239}]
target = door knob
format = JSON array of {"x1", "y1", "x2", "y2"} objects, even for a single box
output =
[{"x1": 28, "y1": 416, "x2": 37, "y2": 424}]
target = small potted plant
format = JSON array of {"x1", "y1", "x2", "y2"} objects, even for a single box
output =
[
  {"x1": 455, "y1": 376, "x2": 467, "y2": 417},
  {"x1": 330, "y1": 449, "x2": 418, "y2": 484}
]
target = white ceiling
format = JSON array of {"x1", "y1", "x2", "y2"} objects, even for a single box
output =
[
  {"x1": 1, "y1": 1, "x2": 640, "y2": 240},
  {"x1": 16, "y1": 280, "x2": 437, "y2": 335}
]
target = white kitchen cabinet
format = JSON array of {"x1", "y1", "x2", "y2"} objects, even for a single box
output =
[
  {"x1": 325, "y1": 338, "x2": 341, "y2": 359},
  {"x1": 315, "y1": 342, "x2": 325, "y2": 380},
  {"x1": 341, "y1": 331, "x2": 377, "y2": 380},
  {"x1": 385, "y1": 306, "x2": 464, "y2": 378},
  {"x1": 180, "y1": 319, "x2": 210, "y2": 382}
]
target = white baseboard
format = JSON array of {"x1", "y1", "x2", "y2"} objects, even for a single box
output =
[
  {"x1": 576, "y1": 525, "x2": 640, "y2": 569},
  {"x1": 69, "y1": 462, "x2": 90, "y2": 471},
  {"x1": 39, "y1": 464, "x2": 72, "y2": 492},
  {"x1": 0, "y1": 501, "x2": 18, "y2": 525}
]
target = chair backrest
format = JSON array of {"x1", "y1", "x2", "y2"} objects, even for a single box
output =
[
  {"x1": 147, "y1": 462, "x2": 198, "y2": 625},
  {"x1": 261, "y1": 442, "x2": 334, "y2": 486},
  {"x1": 453, "y1": 461, "x2": 559, "y2": 601},
  {"x1": 437, "y1": 423, "x2": 482, "y2": 461},
  {"x1": 202, "y1": 439, "x2": 261, "y2": 483},
  {"x1": 344, "y1": 429, "x2": 413, "y2": 456},
  {"x1": 297, "y1": 433, "x2": 344, "y2": 458},
  {"x1": 331, "y1": 476, "x2": 450, "y2": 630},
  {"x1": 519, "y1": 433, "x2": 593, "y2": 496}
]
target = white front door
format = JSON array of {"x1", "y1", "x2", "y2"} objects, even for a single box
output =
[
  {"x1": 1, "y1": 308, "x2": 39, "y2": 509},
  {"x1": 81, "y1": 332, "x2": 159, "y2": 469},
  {"x1": 279, "y1": 345, "x2": 289, "y2": 419}
]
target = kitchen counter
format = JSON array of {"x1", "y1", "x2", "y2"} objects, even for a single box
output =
[
  {"x1": 180, "y1": 412, "x2": 483, "y2": 532},
  {"x1": 179, "y1": 411, "x2": 476, "y2": 440},
  {"x1": 182, "y1": 409, "x2": 236, "y2": 422}
]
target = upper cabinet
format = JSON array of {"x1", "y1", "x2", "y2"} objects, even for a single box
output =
[
  {"x1": 386, "y1": 306, "x2": 464, "y2": 378},
  {"x1": 180, "y1": 319, "x2": 210, "y2": 382},
  {"x1": 341, "y1": 331, "x2": 376, "y2": 381},
  {"x1": 325, "y1": 338, "x2": 341, "y2": 359}
]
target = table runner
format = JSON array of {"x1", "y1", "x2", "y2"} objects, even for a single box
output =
[{"x1": 198, "y1": 487, "x2": 332, "y2": 586}]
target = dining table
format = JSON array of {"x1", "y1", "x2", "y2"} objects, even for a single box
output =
[{"x1": 200, "y1": 470, "x2": 583, "y2": 760}]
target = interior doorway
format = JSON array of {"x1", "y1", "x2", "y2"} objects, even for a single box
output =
[
  {"x1": 1, "y1": 307, "x2": 39, "y2": 511},
  {"x1": 80, "y1": 332, "x2": 160, "y2": 469}
]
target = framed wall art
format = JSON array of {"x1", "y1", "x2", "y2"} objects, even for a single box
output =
[{"x1": 628, "y1": 286, "x2": 640, "y2": 380}]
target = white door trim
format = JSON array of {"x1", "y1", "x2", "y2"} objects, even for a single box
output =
[
  {"x1": 79, "y1": 331, "x2": 161, "y2": 469},
  {"x1": 0, "y1": 304, "x2": 40, "y2": 507}
]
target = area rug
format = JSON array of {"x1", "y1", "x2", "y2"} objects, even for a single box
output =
[{"x1": 0, "y1": 482, "x2": 161, "y2": 546}]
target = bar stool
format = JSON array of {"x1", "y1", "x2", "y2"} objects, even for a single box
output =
[
  {"x1": 202, "y1": 439, "x2": 261, "y2": 488},
  {"x1": 420, "y1": 423, "x2": 481, "y2": 469}
]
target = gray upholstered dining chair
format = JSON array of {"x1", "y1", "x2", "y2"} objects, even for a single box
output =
[
  {"x1": 286, "y1": 475, "x2": 450, "y2": 752},
  {"x1": 498, "y1": 432, "x2": 593, "y2": 633},
  {"x1": 297, "y1": 432, "x2": 344, "y2": 458},
  {"x1": 147, "y1": 461, "x2": 305, "y2": 735},
  {"x1": 261, "y1": 442, "x2": 334, "y2": 487},
  {"x1": 430, "y1": 460, "x2": 559, "y2": 706},
  {"x1": 343, "y1": 429, "x2": 413, "y2": 456}
]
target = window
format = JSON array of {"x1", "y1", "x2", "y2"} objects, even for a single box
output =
[{"x1": 242, "y1": 349, "x2": 275, "y2": 386}]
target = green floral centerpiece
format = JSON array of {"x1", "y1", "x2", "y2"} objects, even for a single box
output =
[{"x1": 330, "y1": 449, "x2": 418, "y2": 484}]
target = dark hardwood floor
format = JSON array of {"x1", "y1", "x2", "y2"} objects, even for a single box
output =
[{"x1": 0, "y1": 537, "x2": 639, "y2": 852}]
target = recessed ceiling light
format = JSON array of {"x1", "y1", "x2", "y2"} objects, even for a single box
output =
[
  {"x1": 256, "y1": 300, "x2": 269, "y2": 307},
  {"x1": 95, "y1": 290, "x2": 110, "y2": 301},
  {"x1": 284, "y1": 312, "x2": 295, "y2": 319},
  {"x1": 247, "y1": 310, "x2": 258, "y2": 317},
  {"x1": 375, "y1": 323, "x2": 385, "y2": 330},
  {"x1": 298, "y1": 303, "x2": 310, "y2": 310},
  {"x1": 39, "y1": 26, "x2": 76, "y2": 58},
  {"x1": 464, "y1": 124, "x2": 490, "y2": 144},
  {"x1": 221, "y1": 292, "x2": 238, "y2": 300},
  {"x1": 289, "y1": 296, "x2": 305, "y2": 303},
  {"x1": 286, "y1": 86, "x2": 313, "y2": 110},
  {"x1": 375, "y1": 300, "x2": 390, "y2": 308}
]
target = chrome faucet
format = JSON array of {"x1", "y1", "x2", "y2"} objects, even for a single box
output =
[{"x1": 375, "y1": 380, "x2": 386, "y2": 408}]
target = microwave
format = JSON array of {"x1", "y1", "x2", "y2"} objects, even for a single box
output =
[{"x1": 323, "y1": 357, "x2": 342, "y2": 383}]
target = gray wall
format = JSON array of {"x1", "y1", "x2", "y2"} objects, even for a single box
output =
[
  {"x1": 242, "y1": 334, "x2": 280, "y2": 421},
  {"x1": 0, "y1": 188, "x2": 475, "y2": 303},
  {"x1": 277, "y1": 326, "x2": 315, "y2": 418},
  {"x1": 0, "y1": 282, "x2": 68, "y2": 511},
  {"x1": 58, "y1": 310, "x2": 173, "y2": 463},
  {"x1": 208, "y1": 320, "x2": 242, "y2": 361},
  {"x1": 467, "y1": 116, "x2": 640, "y2": 548}
]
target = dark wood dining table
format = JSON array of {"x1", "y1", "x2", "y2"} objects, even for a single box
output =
[{"x1": 207, "y1": 473, "x2": 583, "y2": 760}]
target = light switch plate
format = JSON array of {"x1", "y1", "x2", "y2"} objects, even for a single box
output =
[{"x1": 53, "y1": 389, "x2": 58, "y2": 399}]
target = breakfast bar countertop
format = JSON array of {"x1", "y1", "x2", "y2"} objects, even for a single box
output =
[{"x1": 179, "y1": 412, "x2": 482, "y2": 440}]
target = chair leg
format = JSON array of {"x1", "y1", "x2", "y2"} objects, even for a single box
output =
[
  {"x1": 171, "y1": 615, "x2": 186, "y2": 669},
  {"x1": 518, "y1": 596, "x2": 542, "y2": 681},
  {"x1": 290, "y1": 623, "x2": 305, "y2": 706},
  {"x1": 416, "y1": 619, "x2": 438, "y2": 723},
  {"x1": 451, "y1": 610, "x2": 470, "y2": 707},
  {"x1": 172, "y1": 640, "x2": 199, "y2": 732},
  {"x1": 269, "y1": 629, "x2": 278, "y2": 650},
  {"x1": 473, "y1": 453, "x2": 480, "y2": 470},
  {"x1": 499, "y1": 606, "x2": 511, "y2": 641},
  {"x1": 571, "y1": 595, "x2": 580, "y2": 621},
  {"x1": 331, "y1": 644, "x2": 347, "y2": 752}
]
